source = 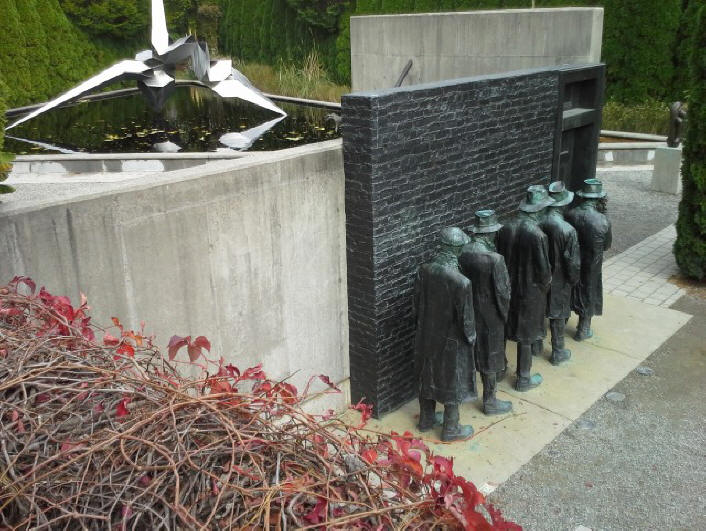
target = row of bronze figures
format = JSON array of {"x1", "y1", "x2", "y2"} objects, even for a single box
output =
[{"x1": 414, "y1": 178, "x2": 612, "y2": 441}]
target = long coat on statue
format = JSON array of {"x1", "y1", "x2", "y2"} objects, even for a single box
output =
[
  {"x1": 498, "y1": 217, "x2": 552, "y2": 343},
  {"x1": 566, "y1": 203, "x2": 612, "y2": 317},
  {"x1": 540, "y1": 210, "x2": 581, "y2": 319},
  {"x1": 459, "y1": 241, "x2": 511, "y2": 373},
  {"x1": 414, "y1": 254, "x2": 476, "y2": 405}
]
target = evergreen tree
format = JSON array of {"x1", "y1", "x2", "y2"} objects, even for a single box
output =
[
  {"x1": 14, "y1": 0, "x2": 52, "y2": 101},
  {"x1": 0, "y1": 73, "x2": 7, "y2": 148},
  {"x1": 59, "y1": 0, "x2": 148, "y2": 40},
  {"x1": 602, "y1": 0, "x2": 682, "y2": 103},
  {"x1": 673, "y1": 0, "x2": 701, "y2": 99},
  {"x1": 0, "y1": 0, "x2": 34, "y2": 107},
  {"x1": 674, "y1": 6, "x2": 706, "y2": 280}
]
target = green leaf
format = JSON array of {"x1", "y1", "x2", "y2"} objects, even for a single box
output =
[{"x1": 0, "y1": 183, "x2": 16, "y2": 195}]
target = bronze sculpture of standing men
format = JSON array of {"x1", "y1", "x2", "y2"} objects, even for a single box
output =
[
  {"x1": 459, "y1": 210, "x2": 513, "y2": 415},
  {"x1": 414, "y1": 227, "x2": 476, "y2": 441},
  {"x1": 566, "y1": 179, "x2": 612, "y2": 341},
  {"x1": 540, "y1": 182, "x2": 581, "y2": 364},
  {"x1": 498, "y1": 185, "x2": 553, "y2": 391}
]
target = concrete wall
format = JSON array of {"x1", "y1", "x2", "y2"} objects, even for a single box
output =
[
  {"x1": 0, "y1": 142, "x2": 349, "y2": 404},
  {"x1": 351, "y1": 8, "x2": 604, "y2": 91},
  {"x1": 342, "y1": 69, "x2": 561, "y2": 416}
]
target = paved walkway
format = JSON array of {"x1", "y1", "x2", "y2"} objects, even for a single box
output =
[{"x1": 602, "y1": 224, "x2": 684, "y2": 307}]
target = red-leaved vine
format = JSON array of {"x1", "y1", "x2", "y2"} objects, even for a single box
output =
[{"x1": 0, "y1": 276, "x2": 520, "y2": 530}]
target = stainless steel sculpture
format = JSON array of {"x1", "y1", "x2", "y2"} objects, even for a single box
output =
[{"x1": 5, "y1": 0, "x2": 285, "y2": 137}]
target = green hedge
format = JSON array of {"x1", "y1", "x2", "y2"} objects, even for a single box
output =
[
  {"x1": 218, "y1": 0, "x2": 693, "y2": 103},
  {"x1": 674, "y1": 5, "x2": 706, "y2": 280}
]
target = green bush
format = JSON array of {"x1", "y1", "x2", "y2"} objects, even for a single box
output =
[
  {"x1": 59, "y1": 0, "x2": 148, "y2": 40},
  {"x1": 602, "y1": 0, "x2": 682, "y2": 103},
  {"x1": 14, "y1": 0, "x2": 52, "y2": 102},
  {"x1": 601, "y1": 99, "x2": 671, "y2": 135},
  {"x1": 674, "y1": 6, "x2": 706, "y2": 280},
  {"x1": 0, "y1": 0, "x2": 34, "y2": 107},
  {"x1": 0, "y1": 74, "x2": 7, "y2": 147}
]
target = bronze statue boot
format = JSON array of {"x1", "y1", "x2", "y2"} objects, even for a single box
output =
[
  {"x1": 531, "y1": 340, "x2": 543, "y2": 356},
  {"x1": 549, "y1": 319, "x2": 572, "y2": 365},
  {"x1": 482, "y1": 372, "x2": 512, "y2": 415},
  {"x1": 574, "y1": 315, "x2": 594, "y2": 341},
  {"x1": 515, "y1": 343, "x2": 543, "y2": 392},
  {"x1": 417, "y1": 398, "x2": 436, "y2": 432},
  {"x1": 440, "y1": 404, "x2": 474, "y2": 442},
  {"x1": 462, "y1": 371, "x2": 478, "y2": 403},
  {"x1": 497, "y1": 356, "x2": 509, "y2": 381}
]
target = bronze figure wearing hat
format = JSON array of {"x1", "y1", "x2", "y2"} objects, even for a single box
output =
[
  {"x1": 540, "y1": 182, "x2": 581, "y2": 364},
  {"x1": 459, "y1": 210, "x2": 513, "y2": 415},
  {"x1": 414, "y1": 227, "x2": 475, "y2": 441},
  {"x1": 566, "y1": 179, "x2": 613, "y2": 340},
  {"x1": 497, "y1": 185, "x2": 553, "y2": 391}
]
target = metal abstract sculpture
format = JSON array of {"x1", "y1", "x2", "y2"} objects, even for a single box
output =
[
  {"x1": 415, "y1": 227, "x2": 475, "y2": 442},
  {"x1": 5, "y1": 0, "x2": 285, "y2": 139}
]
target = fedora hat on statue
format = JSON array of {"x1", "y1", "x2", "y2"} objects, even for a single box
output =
[
  {"x1": 519, "y1": 184, "x2": 555, "y2": 213},
  {"x1": 547, "y1": 181, "x2": 574, "y2": 206},
  {"x1": 470, "y1": 209, "x2": 503, "y2": 234},
  {"x1": 576, "y1": 178, "x2": 607, "y2": 199}
]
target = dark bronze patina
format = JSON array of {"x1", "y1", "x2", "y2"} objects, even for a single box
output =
[
  {"x1": 414, "y1": 227, "x2": 475, "y2": 441},
  {"x1": 566, "y1": 179, "x2": 612, "y2": 341},
  {"x1": 541, "y1": 182, "x2": 581, "y2": 365},
  {"x1": 497, "y1": 186, "x2": 553, "y2": 391},
  {"x1": 459, "y1": 210, "x2": 513, "y2": 415},
  {"x1": 667, "y1": 101, "x2": 687, "y2": 148}
]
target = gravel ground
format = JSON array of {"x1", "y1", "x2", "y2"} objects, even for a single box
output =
[
  {"x1": 598, "y1": 168, "x2": 680, "y2": 258},
  {"x1": 488, "y1": 292, "x2": 706, "y2": 530}
]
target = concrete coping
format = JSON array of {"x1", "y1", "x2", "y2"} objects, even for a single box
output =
[
  {"x1": 601, "y1": 129, "x2": 667, "y2": 142},
  {"x1": 599, "y1": 142, "x2": 666, "y2": 150},
  {"x1": 12, "y1": 151, "x2": 248, "y2": 162},
  {"x1": 352, "y1": 7, "x2": 602, "y2": 19}
]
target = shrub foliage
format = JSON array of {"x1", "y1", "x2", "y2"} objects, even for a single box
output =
[{"x1": 674, "y1": 6, "x2": 706, "y2": 280}]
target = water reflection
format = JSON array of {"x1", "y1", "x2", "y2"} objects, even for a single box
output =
[{"x1": 5, "y1": 86, "x2": 340, "y2": 155}]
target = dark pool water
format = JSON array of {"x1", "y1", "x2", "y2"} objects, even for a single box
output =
[{"x1": 5, "y1": 86, "x2": 341, "y2": 155}]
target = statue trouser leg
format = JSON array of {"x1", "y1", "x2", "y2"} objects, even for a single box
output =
[
  {"x1": 531, "y1": 339, "x2": 543, "y2": 357},
  {"x1": 441, "y1": 403, "x2": 474, "y2": 442},
  {"x1": 417, "y1": 397, "x2": 436, "y2": 432},
  {"x1": 462, "y1": 364, "x2": 478, "y2": 403},
  {"x1": 498, "y1": 340, "x2": 508, "y2": 381},
  {"x1": 482, "y1": 371, "x2": 512, "y2": 415},
  {"x1": 549, "y1": 318, "x2": 572, "y2": 365},
  {"x1": 515, "y1": 342, "x2": 543, "y2": 391},
  {"x1": 575, "y1": 314, "x2": 594, "y2": 341}
]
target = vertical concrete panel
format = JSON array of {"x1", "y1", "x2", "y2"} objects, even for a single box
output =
[{"x1": 351, "y1": 8, "x2": 604, "y2": 91}]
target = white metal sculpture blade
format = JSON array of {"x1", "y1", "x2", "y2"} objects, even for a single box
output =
[
  {"x1": 151, "y1": 0, "x2": 169, "y2": 56},
  {"x1": 219, "y1": 115, "x2": 286, "y2": 150},
  {"x1": 4, "y1": 0, "x2": 286, "y2": 138},
  {"x1": 6, "y1": 60, "x2": 150, "y2": 130}
]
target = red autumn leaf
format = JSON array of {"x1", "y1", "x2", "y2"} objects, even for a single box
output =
[
  {"x1": 241, "y1": 364, "x2": 266, "y2": 381},
  {"x1": 116, "y1": 398, "x2": 131, "y2": 418},
  {"x1": 486, "y1": 504, "x2": 522, "y2": 530},
  {"x1": 303, "y1": 497, "x2": 328, "y2": 525},
  {"x1": 187, "y1": 340, "x2": 207, "y2": 362},
  {"x1": 9, "y1": 276, "x2": 36, "y2": 294},
  {"x1": 94, "y1": 402, "x2": 105, "y2": 414},
  {"x1": 111, "y1": 317, "x2": 123, "y2": 330},
  {"x1": 60, "y1": 441, "x2": 86, "y2": 453},
  {"x1": 167, "y1": 335, "x2": 189, "y2": 361},
  {"x1": 138, "y1": 474, "x2": 152, "y2": 487},
  {"x1": 103, "y1": 333, "x2": 120, "y2": 346},
  {"x1": 117, "y1": 343, "x2": 135, "y2": 358},
  {"x1": 361, "y1": 448, "x2": 378, "y2": 464},
  {"x1": 350, "y1": 400, "x2": 373, "y2": 428}
]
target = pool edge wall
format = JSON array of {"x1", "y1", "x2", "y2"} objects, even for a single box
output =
[{"x1": 0, "y1": 141, "x2": 351, "y2": 411}]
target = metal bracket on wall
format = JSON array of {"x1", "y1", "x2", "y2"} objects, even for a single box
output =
[{"x1": 394, "y1": 60, "x2": 413, "y2": 88}]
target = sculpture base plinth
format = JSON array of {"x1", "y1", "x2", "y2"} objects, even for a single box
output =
[{"x1": 651, "y1": 146, "x2": 682, "y2": 195}]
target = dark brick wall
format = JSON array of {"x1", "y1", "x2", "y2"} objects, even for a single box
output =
[{"x1": 342, "y1": 68, "x2": 567, "y2": 417}]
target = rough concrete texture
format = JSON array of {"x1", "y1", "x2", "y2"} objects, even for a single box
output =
[
  {"x1": 344, "y1": 294, "x2": 691, "y2": 490},
  {"x1": 651, "y1": 146, "x2": 683, "y2": 195},
  {"x1": 597, "y1": 167, "x2": 680, "y2": 258},
  {"x1": 351, "y1": 8, "x2": 603, "y2": 91},
  {"x1": 0, "y1": 141, "x2": 350, "y2": 405},
  {"x1": 488, "y1": 293, "x2": 706, "y2": 530}
]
